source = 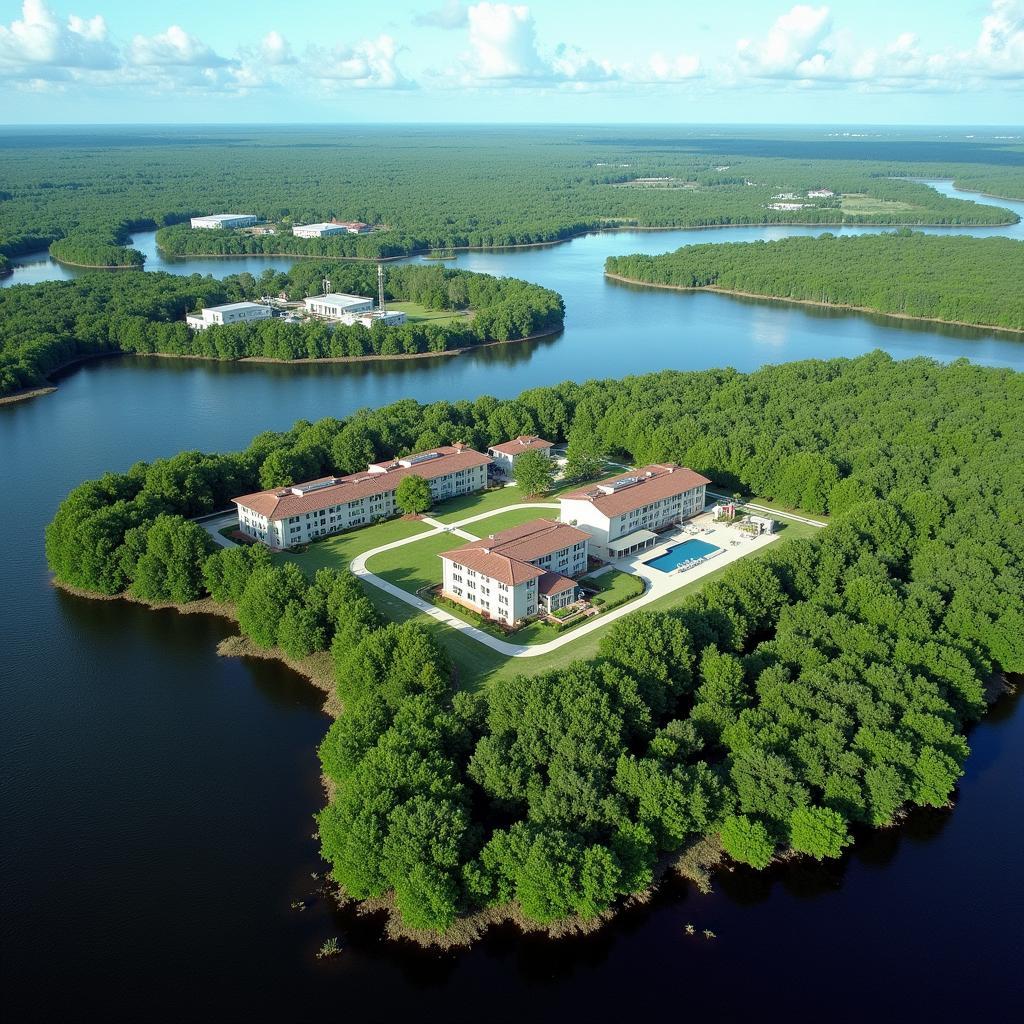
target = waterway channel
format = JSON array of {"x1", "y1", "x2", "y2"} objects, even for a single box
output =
[{"x1": 2, "y1": 181, "x2": 1023, "y2": 1021}]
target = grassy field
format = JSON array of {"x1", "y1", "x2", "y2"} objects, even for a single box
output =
[
  {"x1": 388, "y1": 301, "x2": 473, "y2": 326},
  {"x1": 366, "y1": 506, "x2": 553, "y2": 596},
  {"x1": 273, "y1": 516, "x2": 432, "y2": 574},
  {"x1": 581, "y1": 567, "x2": 645, "y2": 604},
  {"x1": 839, "y1": 194, "x2": 918, "y2": 214}
]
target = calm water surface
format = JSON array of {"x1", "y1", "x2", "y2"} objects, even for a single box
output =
[{"x1": 2, "y1": 182, "x2": 1023, "y2": 1021}]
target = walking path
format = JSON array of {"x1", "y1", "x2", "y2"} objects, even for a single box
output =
[
  {"x1": 200, "y1": 512, "x2": 240, "y2": 548},
  {"x1": 351, "y1": 503, "x2": 782, "y2": 658}
]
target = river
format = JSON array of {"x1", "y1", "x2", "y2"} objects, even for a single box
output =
[{"x1": 1, "y1": 182, "x2": 1023, "y2": 1021}]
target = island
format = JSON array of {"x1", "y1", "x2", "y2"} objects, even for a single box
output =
[
  {"x1": 0, "y1": 262, "x2": 564, "y2": 401},
  {"x1": 605, "y1": 232, "x2": 1024, "y2": 333},
  {"x1": 46, "y1": 353, "x2": 1023, "y2": 944}
]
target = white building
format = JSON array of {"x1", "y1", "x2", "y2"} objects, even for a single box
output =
[
  {"x1": 807, "y1": 189, "x2": 835, "y2": 198},
  {"x1": 292, "y1": 223, "x2": 348, "y2": 238},
  {"x1": 343, "y1": 310, "x2": 408, "y2": 328},
  {"x1": 185, "y1": 302, "x2": 272, "y2": 331},
  {"x1": 440, "y1": 519, "x2": 590, "y2": 625},
  {"x1": 303, "y1": 293, "x2": 375, "y2": 319},
  {"x1": 767, "y1": 202, "x2": 810, "y2": 211},
  {"x1": 190, "y1": 214, "x2": 257, "y2": 230},
  {"x1": 487, "y1": 435, "x2": 554, "y2": 476},
  {"x1": 559, "y1": 464, "x2": 711, "y2": 560},
  {"x1": 232, "y1": 444, "x2": 491, "y2": 548}
]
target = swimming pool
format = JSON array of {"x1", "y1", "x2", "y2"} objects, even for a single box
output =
[{"x1": 644, "y1": 538, "x2": 721, "y2": 573}]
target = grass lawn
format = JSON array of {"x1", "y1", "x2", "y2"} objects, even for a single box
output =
[
  {"x1": 580, "y1": 568, "x2": 644, "y2": 604},
  {"x1": 273, "y1": 516, "x2": 432, "y2": 574},
  {"x1": 366, "y1": 507, "x2": 552, "y2": 596},
  {"x1": 388, "y1": 301, "x2": 473, "y2": 326},
  {"x1": 840, "y1": 194, "x2": 918, "y2": 214},
  {"x1": 431, "y1": 485, "x2": 552, "y2": 523}
]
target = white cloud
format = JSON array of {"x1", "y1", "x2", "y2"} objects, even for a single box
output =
[
  {"x1": 0, "y1": 0, "x2": 118, "y2": 72},
  {"x1": 414, "y1": 1, "x2": 469, "y2": 29},
  {"x1": 736, "y1": 4, "x2": 833, "y2": 78},
  {"x1": 466, "y1": 3, "x2": 547, "y2": 78},
  {"x1": 308, "y1": 35, "x2": 415, "y2": 89},
  {"x1": 260, "y1": 30, "x2": 296, "y2": 66},
  {"x1": 970, "y1": 0, "x2": 1024, "y2": 77},
  {"x1": 129, "y1": 25, "x2": 229, "y2": 67},
  {"x1": 626, "y1": 52, "x2": 702, "y2": 83}
]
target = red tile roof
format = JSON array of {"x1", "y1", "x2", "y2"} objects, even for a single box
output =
[
  {"x1": 439, "y1": 518, "x2": 590, "y2": 587},
  {"x1": 560, "y1": 464, "x2": 711, "y2": 517},
  {"x1": 488, "y1": 435, "x2": 554, "y2": 456},
  {"x1": 233, "y1": 445, "x2": 490, "y2": 521},
  {"x1": 538, "y1": 572, "x2": 577, "y2": 596}
]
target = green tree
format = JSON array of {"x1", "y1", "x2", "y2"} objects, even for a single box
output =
[
  {"x1": 789, "y1": 805, "x2": 852, "y2": 860},
  {"x1": 395, "y1": 474, "x2": 432, "y2": 515},
  {"x1": 131, "y1": 514, "x2": 214, "y2": 603},
  {"x1": 720, "y1": 814, "x2": 775, "y2": 868},
  {"x1": 513, "y1": 449, "x2": 555, "y2": 496},
  {"x1": 236, "y1": 563, "x2": 307, "y2": 648}
]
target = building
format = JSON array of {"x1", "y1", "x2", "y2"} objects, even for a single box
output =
[
  {"x1": 342, "y1": 310, "x2": 408, "y2": 328},
  {"x1": 559, "y1": 464, "x2": 711, "y2": 560},
  {"x1": 487, "y1": 435, "x2": 555, "y2": 476},
  {"x1": 332, "y1": 221, "x2": 372, "y2": 234},
  {"x1": 190, "y1": 214, "x2": 257, "y2": 230},
  {"x1": 303, "y1": 293, "x2": 375, "y2": 319},
  {"x1": 292, "y1": 223, "x2": 348, "y2": 238},
  {"x1": 232, "y1": 444, "x2": 491, "y2": 548},
  {"x1": 185, "y1": 302, "x2": 272, "y2": 330},
  {"x1": 440, "y1": 519, "x2": 590, "y2": 624},
  {"x1": 767, "y1": 202, "x2": 809, "y2": 211},
  {"x1": 807, "y1": 189, "x2": 835, "y2": 198}
]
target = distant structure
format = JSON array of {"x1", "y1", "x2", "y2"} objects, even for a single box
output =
[
  {"x1": 332, "y1": 220, "x2": 372, "y2": 234},
  {"x1": 190, "y1": 214, "x2": 257, "y2": 230},
  {"x1": 807, "y1": 189, "x2": 835, "y2": 198},
  {"x1": 292, "y1": 222, "x2": 348, "y2": 238},
  {"x1": 303, "y1": 292, "x2": 375, "y2": 318},
  {"x1": 487, "y1": 435, "x2": 554, "y2": 476},
  {"x1": 185, "y1": 301, "x2": 272, "y2": 331},
  {"x1": 767, "y1": 202, "x2": 809, "y2": 211}
]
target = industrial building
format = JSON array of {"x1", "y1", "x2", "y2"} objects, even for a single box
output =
[
  {"x1": 292, "y1": 223, "x2": 348, "y2": 238},
  {"x1": 303, "y1": 293, "x2": 375, "y2": 319},
  {"x1": 185, "y1": 302, "x2": 273, "y2": 331},
  {"x1": 559, "y1": 465, "x2": 710, "y2": 560},
  {"x1": 190, "y1": 214, "x2": 257, "y2": 230},
  {"x1": 439, "y1": 519, "x2": 590, "y2": 624},
  {"x1": 232, "y1": 444, "x2": 491, "y2": 548}
]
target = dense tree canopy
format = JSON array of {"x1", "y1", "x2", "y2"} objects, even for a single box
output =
[
  {"x1": 606, "y1": 232, "x2": 1024, "y2": 331},
  {"x1": 2, "y1": 126, "x2": 1019, "y2": 268},
  {"x1": 46, "y1": 352, "x2": 1024, "y2": 935}
]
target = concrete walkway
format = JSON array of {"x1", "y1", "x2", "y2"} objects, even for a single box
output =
[
  {"x1": 351, "y1": 504, "x2": 782, "y2": 658},
  {"x1": 200, "y1": 512, "x2": 240, "y2": 548}
]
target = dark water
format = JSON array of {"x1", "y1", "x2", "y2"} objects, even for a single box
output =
[{"x1": 2, "y1": 181, "x2": 1024, "y2": 1021}]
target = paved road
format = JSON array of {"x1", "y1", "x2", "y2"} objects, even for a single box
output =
[{"x1": 200, "y1": 512, "x2": 240, "y2": 548}]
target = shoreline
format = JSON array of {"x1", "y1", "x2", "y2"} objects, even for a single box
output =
[
  {"x1": 152, "y1": 211, "x2": 1020, "y2": 265},
  {"x1": 603, "y1": 273, "x2": 1024, "y2": 336},
  {"x1": 0, "y1": 327, "x2": 561, "y2": 406}
]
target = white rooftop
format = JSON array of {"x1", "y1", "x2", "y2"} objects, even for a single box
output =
[
  {"x1": 305, "y1": 293, "x2": 373, "y2": 306},
  {"x1": 204, "y1": 301, "x2": 268, "y2": 313},
  {"x1": 294, "y1": 223, "x2": 342, "y2": 231}
]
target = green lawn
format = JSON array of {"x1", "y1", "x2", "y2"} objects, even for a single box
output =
[
  {"x1": 366, "y1": 506, "x2": 553, "y2": 596},
  {"x1": 580, "y1": 568, "x2": 645, "y2": 604},
  {"x1": 430, "y1": 485, "x2": 552, "y2": 523},
  {"x1": 388, "y1": 300, "x2": 473, "y2": 326},
  {"x1": 840, "y1": 194, "x2": 918, "y2": 214},
  {"x1": 273, "y1": 515, "x2": 432, "y2": 574}
]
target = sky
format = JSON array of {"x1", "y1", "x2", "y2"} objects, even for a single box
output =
[{"x1": 0, "y1": 0, "x2": 1022, "y2": 124}]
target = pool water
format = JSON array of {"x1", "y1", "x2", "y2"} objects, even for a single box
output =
[{"x1": 644, "y1": 538, "x2": 721, "y2": 572}]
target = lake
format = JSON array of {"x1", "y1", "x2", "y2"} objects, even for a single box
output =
[{"x1": 2, "y1": 182, "x2": 1023, "y2": 1021}]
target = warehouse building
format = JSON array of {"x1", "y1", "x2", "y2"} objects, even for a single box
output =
[
  {"x1": 232, "y1": 444, "x2": 491, "y2": 548},
  {"x1": 292, "y1": 223, "x2": 348, "y2": 238},
  {"x1": 185, "y1": 302, "x2": 273, "y2": 331},
  {"x1": 303, "y1": 293, "x2": 375, "y2": 319},
  {"x1": 190, "y1": 214, "x2": 257, "y2": 229},
  {"x1": 559, "y1": 464, "x2": 710, "y2": 560},
  {"x1": 439, "y1": 519, "x2": 590, "y2": 624}
]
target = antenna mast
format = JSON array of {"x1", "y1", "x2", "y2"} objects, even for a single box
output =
[
  {"x1": 322, "y1": 277, "x2": 331, "y2": 295},
  {"x1": 377, "y1": 263, "x2": 387, "y2": 312}
]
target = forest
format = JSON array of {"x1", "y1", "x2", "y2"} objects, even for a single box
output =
[
  {"x1": 1, "y1": 126, "x2": 1020, "y2": 267},
  {"x1": 606, "y1": 232, "x2": 1024, "y2": 331},
  {"x1": 0, "y1": 261, "x2": 564, "y2": 396},
  {"x1": 45, "y1": 352, "x2": 1024, "y2": 936}
]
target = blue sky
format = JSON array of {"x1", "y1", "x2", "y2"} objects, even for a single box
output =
[{"x1": 0, "y1": 0, "x2": 1021, "y2": 123}]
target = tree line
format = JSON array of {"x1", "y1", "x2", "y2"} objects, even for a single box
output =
[
  {"x1": 3, "y1": 127, "x2": 1019, "y2": 266},
  {"x1": 606, "y1": 231, "x2": 1024, "y2": 331},
  {"x1": 45, "y1": 352, "x2": 1024, "y2": 933},
  {"x1": 0, "y1": 262, "x2": 564, "y2": 396}
]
